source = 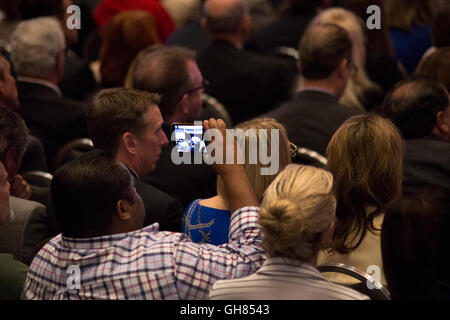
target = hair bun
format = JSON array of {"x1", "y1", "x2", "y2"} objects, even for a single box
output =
[{"x1": 259, "y1": 199, "x2": 305, "y2": 238}]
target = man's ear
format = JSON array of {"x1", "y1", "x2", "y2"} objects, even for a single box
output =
[
  {"x1": 436, "y1": 110, "x2": 449, "y2": 135},
  {"x1": 121, "y1": 132, "x2": 138, "y2": 155},
  {"x1": 200, "y1": 17, "x2": 208, "y2": 32},
  {"x1": 115, "y1": 199, "x2": 132, "y2": 221},
  {"x1": 336, "y1": 58, "x2": 349, "y2": 80}
]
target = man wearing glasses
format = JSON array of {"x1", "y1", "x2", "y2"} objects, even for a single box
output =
[{"x1": 133, "y1": 46, "x2": 217, "y2": 210}]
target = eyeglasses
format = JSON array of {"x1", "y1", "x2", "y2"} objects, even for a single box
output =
[
  {"x1": 289, "y1": 142, "x2": 298, "y2": 157},
  {"x1": 185, "y1": 79, "x2": 209, "y2": 96}
]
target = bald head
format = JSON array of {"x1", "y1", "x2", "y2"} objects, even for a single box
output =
[{"x1": 202, "y1": 0, "x2": 248, "y2": 35}]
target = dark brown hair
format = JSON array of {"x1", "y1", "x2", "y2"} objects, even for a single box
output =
[{"x1": 88, "y1": 88, "x2": 160, "y2": 155}]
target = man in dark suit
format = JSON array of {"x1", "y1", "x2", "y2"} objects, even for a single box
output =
[
  {"x1": 255, "y1": 0, "x2": 327, "y2": 54},
  {"x1": 133, "y1": 46, "x2": 217, "y2": 209},
  {"x1": 265, "y1": 23, "x2": 363, "y2": 156},
  {"x1": 88, "y1": 88, "x2": 183, "y2": 232},
  {"x1": 381, "y1": 78, "x2": 450, "y2": 191},
  {"x1": 197, "y1": 0, "x2": 298, "y2": 125},
  {"x1": 10, "y1": 17, "x2": 88, "y2": 172}
]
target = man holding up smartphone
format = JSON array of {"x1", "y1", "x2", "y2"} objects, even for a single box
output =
[{"x1": 23, "y1": 118, "x2": 263, "y2": 300}]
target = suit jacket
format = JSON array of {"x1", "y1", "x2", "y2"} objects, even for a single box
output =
[
  {"x1": 17, "y1": 80, "x2": 89, "y2": 171},
  {"x1": 255, "y1": 6, "x2": 317, "y2": 54},
  {"x1": 264, "y1": 90, "x2": 364, "y2": 156},
  {"x1": 129, "y1": 168, "x2": 184, "y2": 232},
  {"x1": 403, "y1": 136, "x2": 450, "y2": 192},
  {"x1": 0, "y1": 196, "x2": 50, "y2": 265},
  {"x1": 197, "y1": 40, "x2": 298, "y2": 125},
  {"x1": 142, "y1": 124, "x2": 217, "y2": 210}
]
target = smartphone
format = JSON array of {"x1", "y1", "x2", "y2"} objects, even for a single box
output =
[{"x1": 171, "y1": 123, "x2": 206, "y2": 153}]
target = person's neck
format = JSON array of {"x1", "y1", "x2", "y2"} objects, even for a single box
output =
[
  {"x1": 117, "y1": 154, "x2": 142, "y2": 178},
  {"x1": 430, "y1": 130, "x2": 450, "y2": 142},
  {"x1": 299, "y1": 77, "x2": 340, "y2": 97},
  {"x1": 210, "y1": 34, "x2": 243, "y2": 50}
]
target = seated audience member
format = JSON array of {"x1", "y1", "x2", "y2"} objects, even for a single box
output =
[
  {"x1": 254, "y1": 0, "x2": 327, "y2": 54},
  {"x1": 264, "y1": 23, "x2": 363, "y2": 157},
  {"x1": 318, "y1": 115, "x2": 404, "y2": 285},
  {"x1": 0, "y1": 161, "x2": 28, "y2": 300},
  {"x1": 88, "y1": 88, "x2": 183, "y2": 232},
  {"x1": 415, "y1": 47, "x2": 450, "y2": 93},
  {"x1": 166, "y1": 0, "x2": 277, "y2": 53},
  {"x1": 309, "y1": 8, "x2": 384, "y2": 111},
  {"x1": 0, "y1": 53, "x2": 47, "y2": 174},
  {"x1": 18, "y1": 0, "x2": 97, "y2": 101},
  {"x1": 92, "y1": 10, "x2": 161, "y2": 88},
  {"x1": 132, "y1": 46, "x2": 217, "y2": 209},
  {"x1": 210, "y1": 164, "x2": 369, "y2": 300},
  {"x1": 22, "y1": 120, "x2": 263, "y2": 300},
  {"x1": 10, "y1": 17, "x2": 88, "y2": 172},
  {"x1": 0, "y1": 107, "x2": 30, "y2": 199},
  {"x1": 382, "y1": 187, "x2": 450, "y2": 299},
  {"x1": 93, "y1": 0, "x2": 175, "y2": 42},
  {"x1": 0, "y1": 54, "x2": 47, "y2": 173},
  {"x1": 197, "y1": 0, "x2": 298, "y2": 124},
  {"x1": 381, "y1": 78, "x2": 450, "y2": 191},
  {"x1": 183, "y1": 118, "x2": 291, "y2": 245},
  {"x1": 385, "y1": 0, "x2": 440, "y2": 75},
  {"x1": 0, "y1": 109, "x2": 50, "y2": 265}
]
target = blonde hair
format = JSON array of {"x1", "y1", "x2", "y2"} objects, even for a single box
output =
[
  {"x1": 326, "y1": 114, "x2": 404, "y2": 254},
  {"x1": 258, "y1": 164, "x2": 336, "y2": 261},
  {"x1": 216, "y1": 118, "x2": 291, "y2": 202},
  {"x1": 310, "y1": 8, "x2": 381, "y2": 109}
]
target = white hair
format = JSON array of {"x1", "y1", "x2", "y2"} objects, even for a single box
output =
[{"x1": 10, "y1": 17, "x2": 65, "y2": 77}]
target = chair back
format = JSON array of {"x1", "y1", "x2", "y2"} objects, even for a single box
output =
[
  {"x1": 200, "y1": 93, "x2": 233, "y2": 128},
  {"x1": 290, "y1": 143, "x2": 328, "y2": 168},
  {"x1": 21, "y1": 171, "x2": 53, "y2": 206},
  {"x1": 54, "y1": 138, "x2": 95, "y2": 169},
  {"x1": 318, "y1": 263, "x2": 391, "y2": 300}
]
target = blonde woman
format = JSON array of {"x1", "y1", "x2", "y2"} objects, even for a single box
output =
[
  {"x1": 210, "y1": 164, "x2": 369, "y2": 300},
  {"x1": 182, "y1": 118, "x2": 291, "y2": 245},
  {"x1": 318, "y1": 114, "x2": 404, "y2": 285},
  {"x1": 310, "y1": 8, "x2": 383, "y2": 110}
]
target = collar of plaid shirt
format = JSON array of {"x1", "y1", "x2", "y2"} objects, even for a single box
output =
[{"x1": 22, "y1": 206, "x2": 263, "y2": 300}]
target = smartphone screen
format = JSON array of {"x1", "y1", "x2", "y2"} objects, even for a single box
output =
[{"x1": 171, "y1": 123, "x2": 206, "y2": 153}]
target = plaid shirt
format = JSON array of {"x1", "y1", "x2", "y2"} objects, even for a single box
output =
[{"x1": 22, "y1": 206, "x2": 263, "y2": 300}]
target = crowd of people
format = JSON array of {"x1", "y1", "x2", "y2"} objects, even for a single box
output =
[{"x1": 0, "y1": 0, "x2": 449, "y2": 300}]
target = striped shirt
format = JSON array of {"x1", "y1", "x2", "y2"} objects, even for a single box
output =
[
  {"x1": 209, "y1": 257, "x2": 370, "y2": 300},
  {"x1": 22, "y1": 206, "x2": 263, "y2": 300}
]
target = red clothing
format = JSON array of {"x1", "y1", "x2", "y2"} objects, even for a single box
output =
[{"x1": 93, "y1": 0, "x2": 175, "y2": 42}]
